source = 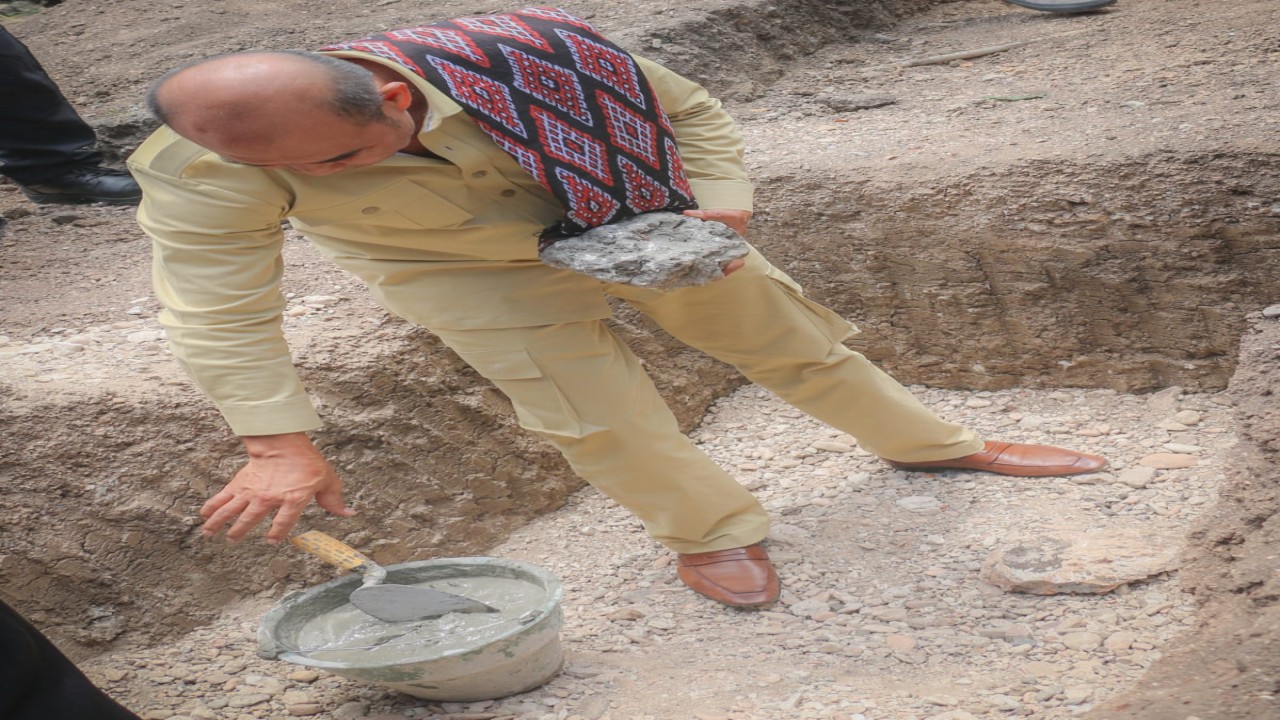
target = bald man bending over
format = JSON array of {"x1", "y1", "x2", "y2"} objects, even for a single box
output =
[{"x1": 129, "y1": 10, "x2": 1104, "y2": 609}]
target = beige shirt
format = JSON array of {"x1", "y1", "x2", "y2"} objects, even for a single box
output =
[{"x1": 127, "y1": 53, "x2": 754, "y2": 436}]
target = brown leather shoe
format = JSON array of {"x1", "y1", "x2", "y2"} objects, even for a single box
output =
[
  {"x1": 886, "y1": 441, "x2": 1106, "y2": 477},
  {"x1": 676, "y1": 544, "x2": 780, "y2": 608}
]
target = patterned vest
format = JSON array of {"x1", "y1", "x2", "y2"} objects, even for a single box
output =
[{"x1": 322, "y1": 7, "x2": 698, "y2": 249}]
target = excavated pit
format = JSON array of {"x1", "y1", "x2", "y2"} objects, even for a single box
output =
[{"x1": 0, "y1": 0, "x2": 1277, "y2": 718}]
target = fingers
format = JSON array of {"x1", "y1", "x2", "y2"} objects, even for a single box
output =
[
  {"x1": 202, "y1": 495, "x2": 311, "y2": 544},
  {"x1": 683, "y1": 208, "x2": 751, "y2": 237},
  {"x1": 316, "y1": 486, "x2": 356, "y2": 518},
  {"x1": 202, "y1": 436, "x2": 350, "y2": 544},
  {"x1": 721, "y1": 258, "x2": 746, "y2": 276},
  {"x1": 200, "y1": 494, "x2": 250, "y2": 539},
  {"x1": 201, "y1": 482, "x2": 352, "y2": 544},
  {"x1": 200, "y1": 490, "x2": 232, "y2": 520},
  {"x1": 264, "y1": 500, "x2": 306, "y2": 545},
  {"x1": 223, "y1": 500, "x2": 276, "y2": 544}
]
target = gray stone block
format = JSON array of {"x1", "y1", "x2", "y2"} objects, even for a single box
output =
[{"x1": 539, "y1": 212, "x2": 749, "y2": 289}]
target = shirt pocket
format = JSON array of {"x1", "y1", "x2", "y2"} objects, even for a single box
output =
[{"x1": 290, "y1": 180, "x2": 474, "y2": 230}]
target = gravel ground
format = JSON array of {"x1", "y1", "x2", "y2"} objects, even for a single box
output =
[{"x1": 81, "y1": 380, "x2": 1230, "y2": 720}]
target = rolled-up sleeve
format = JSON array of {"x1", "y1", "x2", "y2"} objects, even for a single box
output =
[
  {"x1": 635, "y1": 55, "x2": 754, "y2": 213},
  {"x1": 130, "y1": 136, "x2": 320, "y2": 436}
]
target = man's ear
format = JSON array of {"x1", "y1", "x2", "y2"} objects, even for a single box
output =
[{"x1": 380, "y1": 81, "x2": 414, "y2": 111}]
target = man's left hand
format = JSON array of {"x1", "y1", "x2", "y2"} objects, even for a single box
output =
[
  {"x1": 683, "y1": 208, "x2": 751, "y2": 276},
  {"x1": 683, "y1": 208, "x2": 751, "y2": 236}
]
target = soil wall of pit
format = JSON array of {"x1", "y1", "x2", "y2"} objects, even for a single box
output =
[
  {"x1": 750, "y1": 151, "x2": 1280, "y2": 392},
  {"x1": 1087, "y1": 314, "x2": 1280, "y2": 720}
]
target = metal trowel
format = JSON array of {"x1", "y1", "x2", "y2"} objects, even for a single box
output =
[{"x1": 291, "y1": 530, "x2": 498, "y2": 622}]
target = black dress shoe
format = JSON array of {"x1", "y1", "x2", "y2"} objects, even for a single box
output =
[{"x1": 18, "y1": 166, "x2": 142, "y2": 206}]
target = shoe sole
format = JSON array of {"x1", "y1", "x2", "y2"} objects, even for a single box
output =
[
  {"x1": 22, "y1": 192, "x2": 141, "y2": 206},
  {"x1": 888, "y1": 461, "x2": 1106, "y2": 477}
]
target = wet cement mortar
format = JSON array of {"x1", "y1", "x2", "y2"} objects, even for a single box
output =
[{"x1": 1, "y1": 0, "x2": 1279, "y2": 718}]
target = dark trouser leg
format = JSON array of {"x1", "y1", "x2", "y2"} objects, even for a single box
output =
[
  {"x1": 0, "y1": 598, "x2": 140, "y2": 720},
  {"x1": 0, "y1": 25, "x2": 101, "y2": 185}
]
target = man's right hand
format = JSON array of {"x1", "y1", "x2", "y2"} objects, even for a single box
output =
[{"x1": 199, "y1": 432, "x2": 356, "y2": 544}]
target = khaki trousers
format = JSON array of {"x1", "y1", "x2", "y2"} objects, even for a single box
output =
[{"x1": 426, "y1": 249, "x2": 982, "y2": 553}]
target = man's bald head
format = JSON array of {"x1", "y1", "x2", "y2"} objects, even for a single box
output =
[{"x1": 147, "y1": 51, "x2": 387, "y2": 146}]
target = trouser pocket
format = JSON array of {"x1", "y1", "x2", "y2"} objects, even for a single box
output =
[
  {"x1": 450, "y1": 345, "x2": 595, "y2": 441},
  {"x1": 762, "y1": 264, "x2": 860, "y2": 346}
]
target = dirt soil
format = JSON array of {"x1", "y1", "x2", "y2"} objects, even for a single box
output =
[{"x1": 1, "y1": 0, "x2": 1278, "y2": 719}]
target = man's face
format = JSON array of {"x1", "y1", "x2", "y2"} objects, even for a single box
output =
[{"x1": 210, "y1": 107, "x2": 416, "y2": 176}]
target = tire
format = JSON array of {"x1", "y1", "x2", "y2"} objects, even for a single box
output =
[{"x1": 1003, "y1": 0, "x2": 1118, "y2": 13}]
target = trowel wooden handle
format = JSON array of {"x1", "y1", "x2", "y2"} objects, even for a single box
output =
[{"x1": 291, "y1": 530, "x2": 375, "y2": 574}]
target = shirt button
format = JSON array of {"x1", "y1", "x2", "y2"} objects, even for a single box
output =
[
  {"x1": 500, "y1": 189, "x2": 517, "y2": 197},
  {"x1": 361, "y1": 206, "x2": 380, "y2": 215},
  {"x1": 471, "y1": 170, "x2": 489, "y2": 179}
]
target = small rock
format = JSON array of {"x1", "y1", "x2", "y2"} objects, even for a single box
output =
[
  {"x1": 1021, "y1": 661, "x2": 1062, "y2": 676},
  {"x1": 605, "y1": 608, "x2": 645, "y2": 621},
  {"x1": 1117, "y1": 466, "x2": 1158, "y2": 488},
  {"x1": 886, "y1": 634, "x2": 917, "y2": 652},
  {"x1": 813, "y1": 93, "x2": 897, "y2": 113},
  {"x1": 925, "y1": 711, "x2": 980, "y2": 720},
  {"x1": 1139, "y1": 453, "x2": 1198, "y2": 469},
  {"x1": 333, "y1": 701, "x2": 369, "y2": 720},
  {"x1": 1146, "y1": 386, "x2": 1183, "y2": 413},
  {"x1": 1161, "y1": 443, "x2": 1202, "y2": 454},
  {"x1": 981, "y1": 528, "x2": 1183, "y2": 594},
  {"x1": 767, "y1": 523, "x2": 811, "y2": 544},
  {"x1": 896, "y1": 496, "x2": 942, "y2": 513},
  {"x1": 1061, "y1": 632, "x2": 1103, "y2": 651},
  {"x1": 226, "y1": 693, "x2": 271, "y2": 708},
  {"x1": 812, "y1": 440, "x2": 854, "y2": 453},
  {"x1": 790, "y1": 598, "x2": 832, "y2": 618},
  {"x1": 1062, "y1": 685, "x2": 1094, "y2": 704},
  {"x1": 126, "y1": 330, "x2": 166, "y2": 343},
  {"x1": 1172, "y1": 410, "x2": 1202, "y2": 425},
  {"x1": 1105, "y1": 631, "x2": 1136, "y2": 651},
  {"x1": 575, "y1": 695, "x2": 610, "y2": 720},
  {"x1": 1261, "y1": 304, "x2": 1280, "y2": 318}
]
